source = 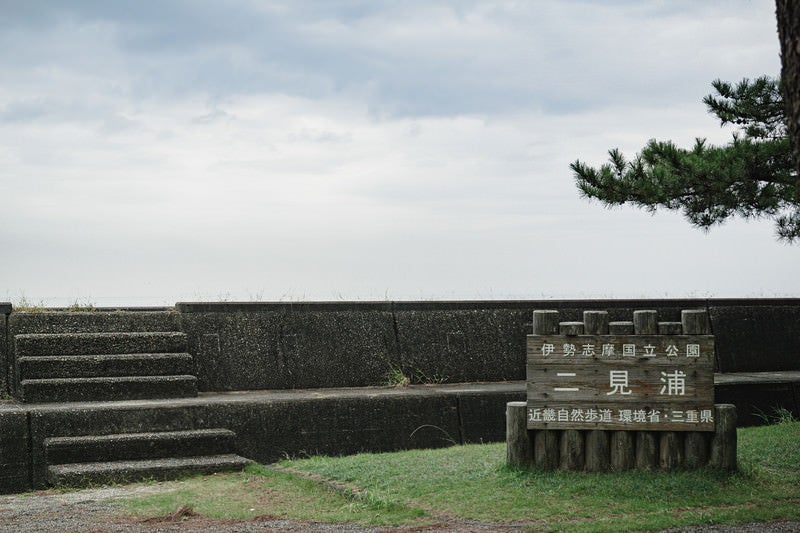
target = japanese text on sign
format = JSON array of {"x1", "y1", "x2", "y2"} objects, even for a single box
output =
[{"x1": 526, "y1": 334, "x2": 715, "y2": 432}]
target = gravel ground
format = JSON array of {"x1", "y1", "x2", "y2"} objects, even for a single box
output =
[{"x1": 0, "y1": 485, "x2": 798, "y2": 533}]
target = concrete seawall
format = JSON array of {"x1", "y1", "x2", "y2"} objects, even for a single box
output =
[
  {"x1": 173, "y1": 299, "x2": 800, "y2": 392},
  {"x1": 0, "y1": 299, "x2": 798, "y2": 494},
  {"x1": 1, "y1": 382, "x2": 522, "y2": 493},
  {"x1": 4, "y1": 299, "x2": 799, "y2": 396}
]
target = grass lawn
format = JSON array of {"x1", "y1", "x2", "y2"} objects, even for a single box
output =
[{"x1": 120, "y1": 420, "x2": 800, "y2": 532}]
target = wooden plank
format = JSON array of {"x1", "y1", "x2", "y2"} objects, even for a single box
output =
[
  {"x1": 527, "y1": 335, "x2": 714, "y2": 363},
  {"x1": 526, "y1": 403, "x2": 715, "y2": 431},
  {"x1": 527, "y1": 365, "x2": 714, "y2": 402}
]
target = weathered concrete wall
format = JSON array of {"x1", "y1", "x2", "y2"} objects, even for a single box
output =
[
  {"x1": 391, "y1": 303, "x2": 530, "y2": 384},
  {"x1": 709, "y1": 301, "x2": 800, "y2": 372},
  {"x1": 177, "y1": 299, "x2": 800, "y2": 392},
  {"x1": 0, "y1": 406, "x2": 30, "y2": 493},
  {"x1": 4, "y1": 300, "x2": 799, "y2": 394},
  {"x1": 24, "y1": 383, "x2": 522, "y2": 490},
  {"x1": 4, "y1": 301, "x2": 799, "y2": 394},
  {"x1": 0, "y1": 298, "x2": 796, "y2": 495},
  {"x1": 0, "y1": 303, "x2": 10, "y2": 397},
  {"x1": 177, "y1": 303, "x2": 397, "y2": 391}
]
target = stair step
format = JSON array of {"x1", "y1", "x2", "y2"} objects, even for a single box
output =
[
  {"x1": 45, "y1": 429, "x2": 237, "y2": 465},
  {"x1": 15, "y1": 332, "x2": 188, "y2": 357},
  {"x1": 20, "y1": 375, "x2": 198, "y2": 403},
  {"x1": 9, "y1": 310, "x2": 180, "y2": 334},
  {"x1": 19, "y1": 353, "x2": 194, "y2": 379},
  {"x1": 48, "y1": 454, "x2": 253, "y2": 487}
]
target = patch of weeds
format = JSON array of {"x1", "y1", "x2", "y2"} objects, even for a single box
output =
[
  {"x1": 385, "y1": 365, "x2": 410, "y2": 387},
  {"x1": 66, "y1": 299, "x2": 96, "y2": 312},
  {"x1": 754, "y1": 406, "x2": 798, "y2": 425},
  {"x1": 384, "y1": 365, "x2": 448, "y2": 387},
  {"x1": 13, "y1": 295, "x2": 46, "y2": 312},
  {"x1": 411, "y1": 368, "x2": 447, "y2": 384}
]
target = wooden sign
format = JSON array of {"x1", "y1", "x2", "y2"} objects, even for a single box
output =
[{"x1": 526, "y1": 334, "x2": 715, "y2": 431}]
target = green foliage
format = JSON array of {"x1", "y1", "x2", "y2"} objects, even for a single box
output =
[
  {"x1": 385, "y1": 365, "x2": 410, "y2": 387},
  {"x1": 703, "y1": 77, "x2": 786, "y2": 141},
  {"x1": 572, "y1": 76, "x2": 799, "y2": 242},
  {"x1": 385, "y1": 364, "x2": 447, "y2": 387}
]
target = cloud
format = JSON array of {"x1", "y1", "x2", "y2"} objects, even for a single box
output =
[
  {"x1": 0, "y1": 0, "x2": 792, "y2": 305},
  {"x1": 1, "y1": 1, "x2": 780, "y2": 116}
]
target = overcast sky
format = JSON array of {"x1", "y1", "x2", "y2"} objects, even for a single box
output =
[{"x1": 1, "y1": 0, "x2": 796, "y2": 307}]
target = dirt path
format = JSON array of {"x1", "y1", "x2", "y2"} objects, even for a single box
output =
[
  {"x1": 0, "y1": 484, "x2": 531, "y2": 532},
  {"x1": 1, "y1": 484, "x2": 798, "y2": 533}
]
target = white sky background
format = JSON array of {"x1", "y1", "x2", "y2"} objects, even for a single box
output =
[{"x1": 1, "y1": 0, "x2": 796, "y2": 307}]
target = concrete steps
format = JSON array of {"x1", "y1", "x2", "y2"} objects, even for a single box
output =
[
  {"x1": 20, "y1": 375, "x2": 198, "y2": 403},
  {"x1": 16, "y1": 332, "x2": 188, "y2": 357},
  {"x1": 45, "y1": 429, "x2": 251, "y2": 487},
  {"x1": 19, "y1": 353, "x2": 194, "y2": 379},
  {"x1": 48, "y1": 455, "x2": 252, "y2": 487},
  {"x1": 15, "y1": 332, "x2": 197, "y2": 403},
  {"x1": 45, "y1": 429, "x2": 238, "y2": 464}
]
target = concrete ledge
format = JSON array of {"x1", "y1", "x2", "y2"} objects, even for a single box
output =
[
  {"x1": 23, "y1": 382, "x2": 525, "y2": 489},
  {"x1": 0, "y1": 370, "x2": 799, "y2": 493},
  {"x1": 20, "y1": 375, "x2": 198, "y2": 404},
  {"x1": 15, "y1": 332, "x2": 188, "y2": 357},
  {"x1": 44, "y1": 428, "x2": 237, "y2": 464},
  {"x1": 48, "y1": 454, "x2": 252, "y2": 488},
  {"x1": 714, "y1": 371, "x2": 800, "y2": 385},
  {"x1": 9, "y1": 311, "x2": 180, "y2": 336},
  {"x1": 176, "y1": 299, "x2": 710, "y2": 313},
  {"x1": 715, "y1": 372, "x2": 800, "y2": 426}
]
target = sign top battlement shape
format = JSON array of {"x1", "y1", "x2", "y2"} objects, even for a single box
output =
[{"x1": 526, "y1": 309, "x2": 715, "y2": 432}]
